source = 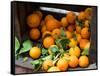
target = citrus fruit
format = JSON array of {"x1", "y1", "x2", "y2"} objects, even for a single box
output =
[
  {"x1": 81, "y1": 27, "x2": 90, "y2": 39},
  {"x1": 67, "y1": 25, "x2": 75, "y2": 32},
  {"x1": 85, "y1": 8, "x2": 92, "y2": 20},
  {"x1": 79, "y1": 56, "x2": 89, "y2": 68},
  {"x1": 46, "y1": 18, "x2": 61, "y2": 31},
  {"x1": 57, "y1": 58, "x2": 69, "y2": 71},
  {"x1": 78, "y1": 11, "x2": 86, "y2": 21},
  {"x1": 42, "y1": 60, "x2": 53, "y2": 71},
  {"x1": 42, "y1": 31, "x2": 52, "y2": 39},
  {"x1": 84, "y1": 20, "x2": 90, "y2": 27},
  {"x1": 79, "y1": 39, "x2": 89, "y2": 49},
  {"x1": 41, "y1": 25, "x2": 47, "y2": 34},
  {"x1": 66, "y1": 12, "x2": 76, "y2": 24},
  {"x1": 76, "y1": 33, "x2": 82, "y2": 43},
  {"x1": 69, "y1": 46, "x2": 81, "y2": 57},
  {"x1": 34, "y1": 11, "x2": 43, "y2": 19},
  {"x1": 29, "y1": 47, "x2": 41, "y2": 59},
  {"x1": 76, "y1": 25, "x2": 81, "y2": 34},
  {"x1": 69, "y1": 38, "x2": 78, "y2": 47},
  {"x1": 29, "y1": 28, "x2": 40, "y2": 40},
  {"x1": 61, "y1": 17, "x2": 68, "y2": 27},
  {"x1": 52, "y1": 28, "x2": 61, "y2": 39},
  {"x1": 69, "y1": 55, "x2": 79, "y2": 68},
  {"x1": 27, "y1": 13, "x2": 41, "y2": 28},
  {"x1": 43, "y1": 36, "x2": 55, "y2": 48},
  {"x1": 45, "y1": 14, "x2": 54, "y2": 22},
  {"x1": 65, "y1": 31, "x2": 73, "y2": 39}
]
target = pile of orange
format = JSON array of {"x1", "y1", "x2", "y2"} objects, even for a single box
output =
[{"x1": 27, "y1": 8, "x2": 92, "y2": 72}]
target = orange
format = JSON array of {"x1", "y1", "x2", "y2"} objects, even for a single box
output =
[
  {"x1": 48, "y1": 66, "x2": 60, "y2": 72},
  {"x1": 52, "y1": 28, "x2": 61, "y2": 39},
  {"x1": 69, "y1": 38, "x2": 78, "y2": 47},
  {"x1": 42, "y1": 31, "x2": 52, "y2": 39},
  {"x1": 45, "y1": 14, "x2": 54, "y2": 22},
  {"x1": 27, "y1": 13, "x2": 41, "y2": 28},
  {"x1": 65, "y1": 31, "x2": 73, "y2": 39},
  {"x1": 78, "y1": 11, "x2": 86, "y2": 21},
  {"x1": 57, "y1": 58, "x2": 69, "y2": 71},
  {"x1": 61, "y1": 17, "x2": 68, "y2": 27},
  {"x1": 34, "y1": 11, "x2": 43, "y2": 19},
  {"x1": 76, "y1": 25, "x2": 81, "y2": 34},
  {"x1": 29, "y1": 28, "x2": 40, "y2": 40},
  {"x1": 29, "y1": 47, "x2": 41, "y2": 59},
  {"x1": 42, "y1": 60, "x2": 53, "y2": 71},
  {"x1": 79, "y1": 56, "x2": 89, "y2": 68},
  {"x1": 41, "y1": 25, "x2": 47, "y2": 34},
  {"x1": 85, "y1": 42, "x2": 90, "y2": 49},
  {"x1": 63, "y1": 53, "x2": 70, "y2": 58},
  {"x1": 76, "y1": 33, "x2": 82, "y2": 43},
  {"x1": 69, "y1": 55, "x2": 79, "y2": 68},
  {"x1": 69, "y1": 46, "x2": 81, "y2": 57},
  {"x1": 84, "y1": 20, "x2": 90, "y2": 27},
  {"x1": 81, "y1": 27, "x2": 90, "y2": 39},
  {"x1": 46, "y1": 18, "x2": 61, "y2": 31},
  {"x1": 67, "y1": 25, "x2": 75, "y2": 32},
  {"x1": 40, "y1": 20, "x2": 45, "y2": 27},
  {"x1": 66, "y1": 12, "x2": 76, "y2": 24},
  {"x1": 43, "y1": 36, "x2": 55, "y2": 48},
  {"x1": 79, "y1": 39, "x2": 89, "y2": 49},
  {"x1": 85, "y1": 8, "x2": 92, "y2": 20}
]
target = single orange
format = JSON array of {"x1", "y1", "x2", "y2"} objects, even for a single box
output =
[
  {"x1": 67, "y1": 25, "x2": 75, "y2": 32},
  {"x1": 43, "y1": 36, "x2": 55, "y2": 48},
  {"x1": 65, "y1": 31, "x2": 73, "y2": 39},
  {"x1": 79, "y1": 56, "x2": 89, "y2": 68},
  {"x1": 85, "y1": 8, "x2": 92, "y2": 20},
  {"x1": 69, "y1": 55, "x2": 79, "y2": 68},
  {"x1": 57, "y1": 58, "x2": 69, "y2": 71},
  {"x1": 79, "y1": 39, "x2": 89, "y2": 49},
  {"x1": 78, "y1": 11, "x2": 86, "y2": 21},
  {"x1": 29, "y1": 47, "x2": 41, "y2": 59},
  {"x1": 61, "y1": 17, "x2": 68, "y2": 27},
  {"x1": 69, "y1": 46, "x2": 81, "y2": 57},
  {"x1": 29, "y1": 28, "x2": 40, "y2": 40},
  {"x1": 41, "y1": 25, "x2": 47, "y2": 34},
  {"x1": 66, "y1": 11, "x2": 76, "y2": 24},
  {"x1": 46, "y1": 19, "x2": 61, "y2": 31},
  {"x1": 52, "y1": 28, "x2": 61, "y2": 39},
  {"x1": 45, "y1": 14, "x2": 54, "y2": 22},
  {"x1": 81, "y1": 27, "x2": 90, "y2": 39},
  {"x1": 27, "y1": 13, "x2": 41, "y2": 28}
]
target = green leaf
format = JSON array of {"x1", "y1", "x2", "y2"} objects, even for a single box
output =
[
  {"x1": 60, "y1": 28, "x2": 66, "y2": 37},
  {"x1": 76, "y1": 19, "x2": 84, "y2": 28},
  {"x1": 30, "y1": 59, "x2": 43, "y2": 71},
  {"x1": 15, "y1": 37, "x2": 20, "y2": 52},
  {"x1": 42, "y1": 55, "x2": 53, "y2": 61},
  {"x1": 60, "y1": 38, "x2": 70, "y2": 49},
  {"x1": 55, "y1": 39, "x2": 62, "y2": 47},
  {"x1": 42, "y1": 48, "x2": 48, "y2": 56},
  {"x1": 19, "y1": 40, "x2": 33, "y2": 54},
  {"x1": 81, "y1": 48, "x2": 89, "y2": 56},
  {"x1": 31, "y1": 60, "x2": 40, "y2": 65},
  {"x1": 50, "y1": 46, "x2": 59, "y2": 54},
  {"x1": 15, "y1": 54, "x2": 20, "y2": 60}
]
